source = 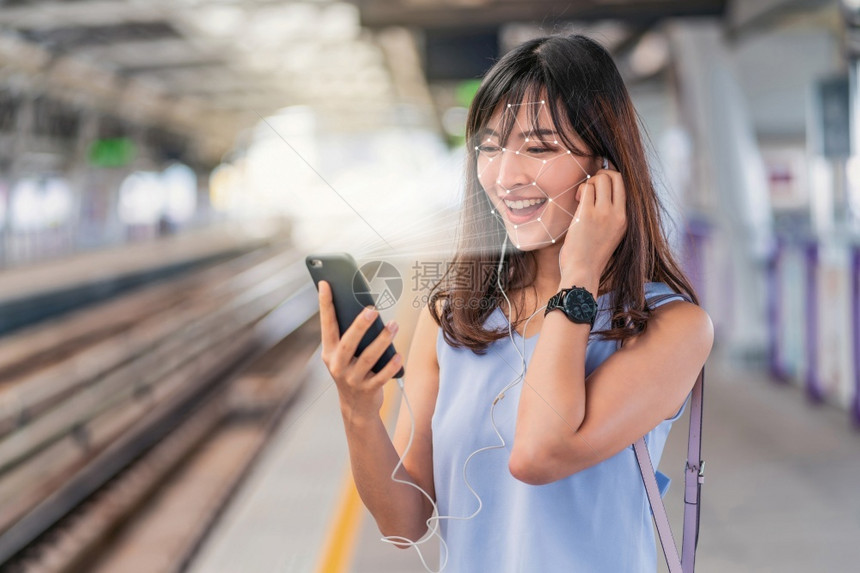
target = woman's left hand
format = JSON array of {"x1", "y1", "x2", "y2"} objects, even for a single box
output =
[{"x1": 557, "y1": 168, "x2": 627, "y2": 288}]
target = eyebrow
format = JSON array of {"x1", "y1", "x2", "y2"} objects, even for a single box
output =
[{"x1": 479, "y1": 128, "x2": 559, "y2": 139}]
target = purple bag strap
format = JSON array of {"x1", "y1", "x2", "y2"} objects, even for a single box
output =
[{"x1": 633, "y1": 292, "x2": 705, "y2": 573}]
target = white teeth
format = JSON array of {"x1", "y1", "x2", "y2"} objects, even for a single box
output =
[{"x1": 504, "y1": 198, "x2": 546, "y2": 210}]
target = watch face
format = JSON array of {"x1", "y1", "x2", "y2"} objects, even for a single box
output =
[{"x1": 563, "y1": 287, "x2": 598, "y2": 323}]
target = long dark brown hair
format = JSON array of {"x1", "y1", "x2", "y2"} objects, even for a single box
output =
[{"x1": 429, "y1": 33, "x2": 697, "y2": 353}]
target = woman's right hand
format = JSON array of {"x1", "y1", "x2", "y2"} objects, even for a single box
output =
[{"x1": 318, "y1": 280, "x2": 403, "y2": 422}]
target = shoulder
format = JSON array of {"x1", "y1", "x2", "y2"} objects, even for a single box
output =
[
  {"x1": 614, "y1": 298, "x2": 711, "y2": 420},
  {"x1": 643, "y1": 298, "x2": 713, "y2": 356}
]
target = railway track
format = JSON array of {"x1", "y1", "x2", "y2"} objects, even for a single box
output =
[{"x1": 0, "y1": 243, "x2": 324, "y2": 572}]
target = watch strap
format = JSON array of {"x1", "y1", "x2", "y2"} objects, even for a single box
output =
[
  {"x1": 544, "y1": 290, "x2": 567, "y2": 316},
  {"x1": 545, "y1": 286, "x2": 597, "y2": 326}
]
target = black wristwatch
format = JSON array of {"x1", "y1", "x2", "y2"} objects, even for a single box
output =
[{"x1": 545, "y1": 286, "x2": 598, "y2": 327}]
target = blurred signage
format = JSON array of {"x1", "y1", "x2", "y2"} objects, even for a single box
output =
[
  {"x1": 455, "y1": 79, "x2": 481, "y2": 108},
  {"x1": 424, "y1": 28, "x2": 498, "y2": 81},
  {"x1": 88, "y1": 137, "x2": 137, "y2": 168},
  {"x1": 761, "y1": 146, "x2": 809, "y2": 210},
  {"x1": 815, "y1": 77, "x2": 851, "y2": 159}
]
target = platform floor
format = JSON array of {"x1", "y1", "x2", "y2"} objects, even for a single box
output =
[
  {"x1": 188, "y1": 347, "x2": 860, "y2": 573},
  {"x1": 0, "y1": 222, "x2": 278, "y2": 306}
]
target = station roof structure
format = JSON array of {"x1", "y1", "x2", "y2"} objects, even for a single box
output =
[{"x1": 0, "y1": 0, "x2": 834, "y2": 164}]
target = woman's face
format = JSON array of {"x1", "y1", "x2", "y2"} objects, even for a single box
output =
[{"x1": 476, "y1": 98, "x2": 602, "y2": 250}]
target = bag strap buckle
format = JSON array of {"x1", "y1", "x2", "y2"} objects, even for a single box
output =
[{"x1": 687, "y1": 459, "x2": 705, "y2": 483}]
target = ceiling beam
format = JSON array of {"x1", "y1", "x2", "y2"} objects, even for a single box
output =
[
  {"x1": 726, "y1": 0, "x2": 834, "y2": 39},
  {"x1": 351, "y1": 0, "x2": 726, "y2": 30},
  {"x1": 0, "y1": 31, "x2": 243, "y2": 163},
  {"x1": 0, "y1": 1, "x2": 174, "y2": 29}
]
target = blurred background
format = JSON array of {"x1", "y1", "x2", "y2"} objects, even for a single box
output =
[{"x1": 0, "y1": 0, "x2": 857, "y2": 571}]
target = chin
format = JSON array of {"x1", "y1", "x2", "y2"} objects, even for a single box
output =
[
  {"x1": 504, "y1": 225, "x2": 568, "y2": 252},
  {"x1": 506, "y1": 234, "x2": 556, "y2": 251}
]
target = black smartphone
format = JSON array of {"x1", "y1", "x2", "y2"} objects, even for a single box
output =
[{"x1": 306, "y1": 253, "x2": 404, "y2": 379}]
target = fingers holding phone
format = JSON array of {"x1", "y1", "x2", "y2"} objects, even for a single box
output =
[
  {"x1": 348, "y1": 309, "x2": 402, "y2": 386},
  {"x1": 313, "y1": 265, "x2": 403, "y2": 419}
]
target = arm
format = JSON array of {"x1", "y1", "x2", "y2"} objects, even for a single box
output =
[
  {"x1": 509, "y1": 298, "x2": 713, "y2": 485},
  {"x1": 509, "y1": 169, "x2": 713, "y2": 484},
  {"x1": 318, "y1": 280, "x2": 439, "y2": 542},
  {"x1": 388, "y1": 303, "x2": 440, "y2": 540}
]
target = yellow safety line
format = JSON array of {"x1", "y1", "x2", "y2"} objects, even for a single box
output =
[
  {"x1": 315, "y1": 472, "x2": 363, "y2": 573},
  {"x1": 314, "y1": 381, "x2": 399, "y2": 573}
]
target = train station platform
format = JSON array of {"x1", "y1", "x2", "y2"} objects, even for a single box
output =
[
  {"x1": 187, "y1": 342, "x2": 860, "y2": 573},
  {"x1": 0, "y1": 222, "x2": 282, "y2": 336}
]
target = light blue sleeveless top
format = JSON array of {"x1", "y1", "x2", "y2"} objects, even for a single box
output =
[{"x1": 431, "y1": 282, "x2": 690, "y2": 572}]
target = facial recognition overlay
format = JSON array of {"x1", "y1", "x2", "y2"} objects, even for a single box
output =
[
  {"x1": 476, "y1": 99, "x2": 597, "y2": 250},
  {"x1": 355, "y1": 260, "x2": 403, "y2": 310}
]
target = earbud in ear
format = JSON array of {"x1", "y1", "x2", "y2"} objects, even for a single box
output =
[{"x1": 602, "y1": 156, "x2": 609, "y2": 170}]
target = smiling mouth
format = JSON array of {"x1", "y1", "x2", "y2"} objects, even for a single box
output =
[
  {"x1": 503, "y1": 197, "x2": 546, "y2": 210},
  {"x1": 498, "y1": 197, "x2": 548, "y2": 221}
]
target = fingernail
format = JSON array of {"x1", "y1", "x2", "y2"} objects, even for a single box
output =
[
  {"x1": 363, "y1": 307, "x2": 377, "y2": 321},
  {"x1": 387, "y1": 321, "x2": 399, "y2": 335},
  {"x1": 392, "y1": 353, "x2": 403, "y2": 364}
]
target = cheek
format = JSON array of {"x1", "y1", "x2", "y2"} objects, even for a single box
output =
[
  {"x1": 476, "y1": 162, "x2": 496, "y2": 189},
  {"x1": 539, "y1": 181, "x2": 581, "y2": 222},
  {"x1": 540, "y1": 179, "x2": 579, "y2": 207}
]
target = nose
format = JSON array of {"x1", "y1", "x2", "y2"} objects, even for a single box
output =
[{"x1": 492, "y1": 148, "x2": 533, "y2": 192}]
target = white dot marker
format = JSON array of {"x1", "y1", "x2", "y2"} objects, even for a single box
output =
[
  {"x1": 525, "y1": 138, "x2": 529, "y2": 142},
  {"x1": 516, "y1": 244, "x2": 521, "y2": 248},
  {"x1": 515, "y1": 151, "x2": 519, "y2": 155},
  {"x1": 553, "y1": 140, "x2": 558, "y2": 144},
  {"x1": 507, "y1": 103, "x2": 512, "y2": 107},
  {"x1": 567, "y1": 150, "x2": 571, "y2": 154},
  {"x1": 548, "y1": 198, "x2": 553, "y2": 202},
  {"x1": 541, "y1": 100, "x2": 545, "y2": 104},
  {"x1": 532, "y1": 182, "x2": 537, "y2": 185},
  {"x1": 537, "y1": 217, "x2": 541, "y2": 221},
  {"x1": 542, "y1": 160, "x2": 547, "y2": 164},
  {"x1": 513, "y1": 225, "x2": 518, "y2": 229},
  {"x1": 551, "y1": 239, "x2": 556, "y2": 244},
  {"x1": 489, "y1": 158, "x2": 494, "y2": 162},
  {"x1": 502, "y1": 148, "x2": 506, "y2": 151}
]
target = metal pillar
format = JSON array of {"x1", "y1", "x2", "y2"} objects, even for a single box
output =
[
  {"x1": 3, "y1": 94, "x2": 35, "y2": 267},
  {"x1": 666, "y1": 20, "x2": 774, "y2": 358}
]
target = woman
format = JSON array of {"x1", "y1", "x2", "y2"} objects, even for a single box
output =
[{"x1": 317, "y1": 34, "x2": 713, "y2": 572}]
